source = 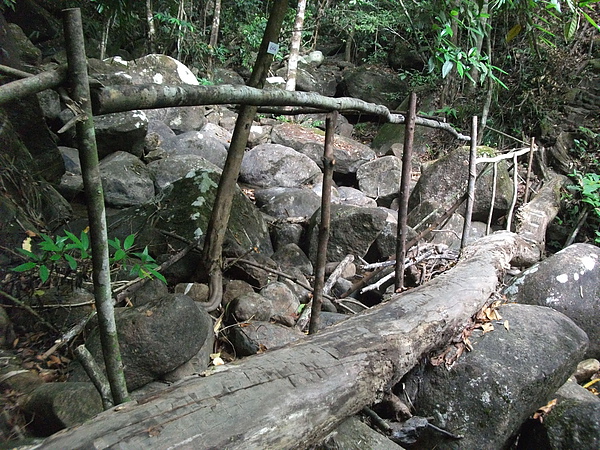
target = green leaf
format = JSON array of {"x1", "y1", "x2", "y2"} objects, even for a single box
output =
[
  {"x1": 582, "y1": 11, "x2": 600, "y2": 31},
  {"x1": 123, "y1": 234, "x2": 136, "y2": 251},
  {"x1": 39, "y1": 265, "x2": 49, "y2": 283},
  {"x1": 64, "y1": 230, "x2": 82, "y2": 247},
  {"x1": 148, "y1": 268, "x2": 167, "y2": 284},
  {"x1": 12, "y1": 261, "x2": 37, "y2": 272},
  {"x1": 39, "y1": 235, "x2": 61, "y2": 253},
  {"x1": 16, "y1": 247, "x2": 40, "y2": 261},
  {"x1": 442, "y1": 60, "x2": 454, "y2": 78},
  {"x1": 108, "y1": 237, "x2": 121, "y2": 250},
  {"x1": 80, "y1": 231, "x2": 89, "y2": 252},
  {"x1": 64, "y1": 254, "x2": 78, "y2": 270},
  {"x1": 564, "y1": 13, "x2": 579, "y2": 42},
  {"x1": 111, "y1": 249, "x2": 127, "y2": 263}
]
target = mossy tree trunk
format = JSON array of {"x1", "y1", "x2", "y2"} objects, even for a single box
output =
[{"x1": 63, "y1": 8, "x2": 130, "y2": 405}]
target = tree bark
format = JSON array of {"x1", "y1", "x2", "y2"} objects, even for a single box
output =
[
  {"x1": 201, "y1": 0, "x2": 289, "y2": 311},
  {"x1": 91, "y1": 83, "x2": 471, "y2": 140},
  {"x1": 309, "y1": 111, "x2": 337, "y2": 335},
  {"x1": 146, "y1": 0, "x2": 156, "y2": 54},
  {"x1": 461, "y1": 116, "x2": 478, "y2": 249},
  {"x1": 0, "y1": 64, "x2": 66, "y2": 106},
  {"x1": 395, "y1": 92, "x2": 416, "y2": 291},
  {"x1": 209, "y1": 0, "x2": 221, "y2": 49},
  {"x1": 285, "y1": 0, "x2": 307, "y2": 91},
  {"x1": 63, "y1": 8, "x2": 130, "y2": 405},
  {"x1": 207, "y1": 0, "x2": 222, "y2": 75},
  {"x1": 37, "y1": 232, "x2": 537, "y2": 449}
]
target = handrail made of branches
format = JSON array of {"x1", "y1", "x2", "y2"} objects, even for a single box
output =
[{"x1": 91, "y1": 83, "x2": 471, "y2": 140}]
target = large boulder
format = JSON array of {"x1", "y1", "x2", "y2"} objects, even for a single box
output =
[
  {"x1": 503, "y1": 243, "x2": 600, "y2": 358},
  {"x1": 94, "y1": 110, "x2": 149, "y2": 159},
  {"x1": 227, "y1": 321, "x2": 305, "y2": 357},
  {"x1": 409, "y1": 146, "x2": 514, "y2": 222},
  {"x1": 517, "y1": 380, "x2": 600, "y2": 449},
  {"x1": 356, "y1": 155, "x2": 403, "y2": 202},
  {"x1": 258, "y1": 187, "x2": 322, "y2": 220},
  {"x1": 147, "y1": 154, "x2": 221, "y2": 192},
  {"x1": 306, "y1": 204, "x2": 388, "y2": 263},
  {"x1": 89, "y1": 55, "x2": 207, "y2": 134},
  {"x1": 402, "y1": 303, "x2": 589, "y2": 449},
  {"x1": 99, "y1": 151, "x2": 155, "y2": 208},
  {"x1": 106, "y1": 168, "x2": 273, "y2": 261},
  {"x1": 276, "y1": 65, "x2": 338, "y2": 96},
  {"x1": 70, "y1": 294, "x2": 212, "y2": 391},
  {"x1": 542, "y1": 380, "x2": 600, "y2": 449},
  {"x1": 240, "y1": 143, "x2": 322, "y2": 188},
  {"x1": 20, "y1": 382, "x2": 103, "y2": 436},
  {"x1": 340, "y1": 66, "x2": 407, "y2": 109},
  {"x1": 6, "y1": 23, "x2": 41, "y2": 66},
  {"x1": 161, "y1": 130, "x2": 228, "y2": 168},
  {"x1": 103, "y1": 54, "x2": 199, "y2": 86},
  {"x1": 271, "y1": 122, "x2": 376, "y2": 174}
]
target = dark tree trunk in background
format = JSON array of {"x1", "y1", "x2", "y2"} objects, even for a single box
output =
[{"x1": 146, "y1": 0, "x2": 156, "y2": 53}]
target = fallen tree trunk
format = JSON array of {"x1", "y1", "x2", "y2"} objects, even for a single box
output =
[{"x1": 38, "y1": 232, "x2": 537, "y2": 449}]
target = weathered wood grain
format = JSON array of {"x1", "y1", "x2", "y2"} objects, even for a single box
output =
[{"x1": 37, "y1": 232, "x2": 536, "y2": 449}]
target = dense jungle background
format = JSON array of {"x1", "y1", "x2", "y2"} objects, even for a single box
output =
[{"x1": 3, "y1": 0, "x2": 598, "y2": 245}]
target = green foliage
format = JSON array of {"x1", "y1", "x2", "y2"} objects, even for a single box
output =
[
  {"x1": 154, "y1": 11, "x2": 195, "y2": 32},
  {"x1": 569, "y1": 170, "x2": 600, "y2": 243},
  {"x1": 0, "y1": 0, "x2": 15, "y2": 11},
  {"x1": 321, "y1": 0, "x2": 404, "y2": 63},
  {"x1": 12, "y1": 231, "x2": 166, "y2": 287}
]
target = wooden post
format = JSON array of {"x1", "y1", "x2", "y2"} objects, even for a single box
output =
[
  {"x1": 506, "y1": 152, "x2": 519, "y2": 231},
  {"x1": 62, "y1": 8, "x2": 130, "y2": 404},
  {"x1": 395, "y1": 92, "x2": 416, "y2": 291},
  {"x1": 486, "y1": 162, "x2": 498, "y2": 235},
  {"x1": 309, "y1": 111, "x2": 337, "y2": 335},
  {"x1": 461, "y1": 116, "x2": 478, "y2": 250},
  {"x1": 202, "y1": 0, "x2": 289, "y2": 311},
  {"x1": 523, "y1": 137, "x2": 535, "y2": 203}
]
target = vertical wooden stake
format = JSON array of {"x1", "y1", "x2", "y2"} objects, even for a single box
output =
[
  {"x1": 309, "y1": 111, "x2": 337, "y2": 335},
  {"x1": 395, "y1": 92, "x2": 416, "y2": 292},
  {"x1": 506, "y1": 152, "x2": 519, "y2": 231},
  {"x1": 523, "y1": 137, "x2": 535, "y2": 203},
  {"x1": 461, "y1": 116, "x2": 478, "y2": 250},
  {"x1": 486, "y1": 162, "x2": 498, "y2": 235},
  {"x1": 63, "y1": 8, "x2": 129, "y2": 404}
]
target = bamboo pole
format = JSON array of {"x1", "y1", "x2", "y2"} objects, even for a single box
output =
[
  {"x1": 395, "y1": 92, "x2": 416, "y2": 291},
  {"x1": 309, "y1": 111, "x2": 337, "y2": 335},
  {"x1": 62, "y1": 8, "x2": 129, "y2": 405},
  {"x1": 461, "y1": 116, "x2": 478, "y2": 250}
]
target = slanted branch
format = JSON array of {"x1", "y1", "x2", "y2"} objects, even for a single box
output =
[{"x1": 39, "y1": 232, "x2": 537, "y2": 449}]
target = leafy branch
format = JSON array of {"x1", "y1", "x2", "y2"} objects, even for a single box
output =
[{"x1": 12, "y1": 231, "x2": 166, "y2": 287}]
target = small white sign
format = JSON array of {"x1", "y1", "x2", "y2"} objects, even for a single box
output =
[{"x1": 267, "y1": 42, "x2": 279, "y2": 55}]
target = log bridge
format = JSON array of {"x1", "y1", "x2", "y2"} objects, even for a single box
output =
[{"x1": 38, "y1": 232, "x2": 539, "y2": 449}]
